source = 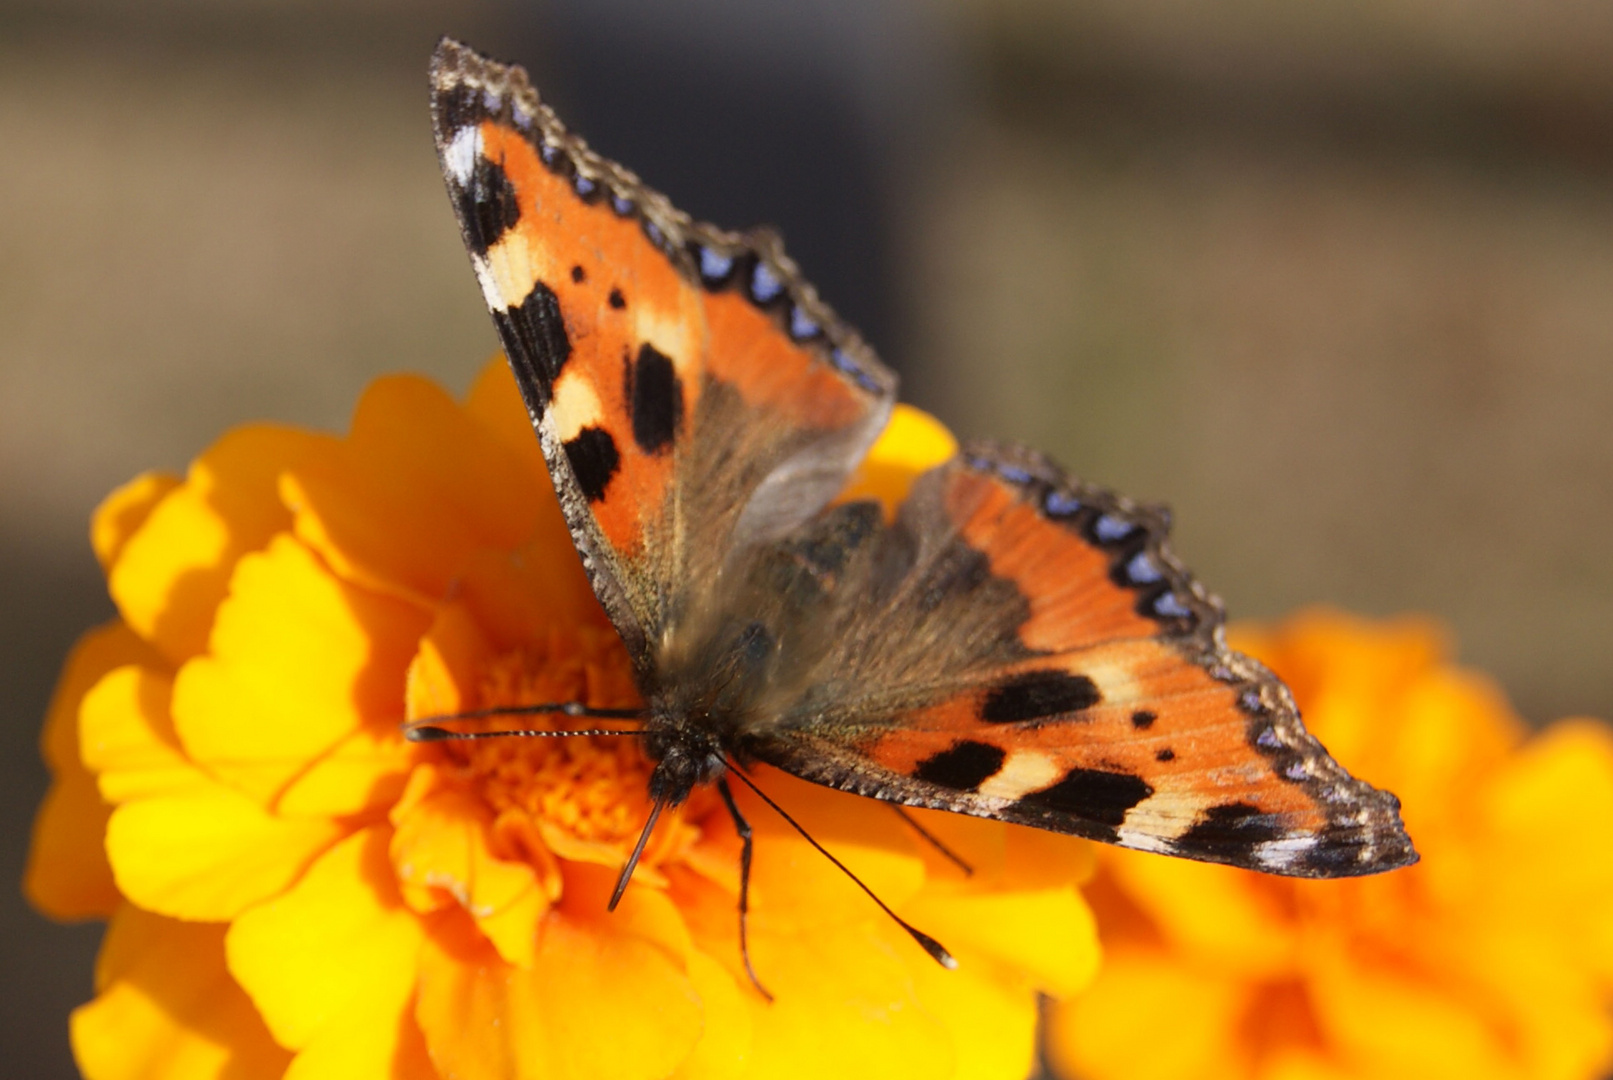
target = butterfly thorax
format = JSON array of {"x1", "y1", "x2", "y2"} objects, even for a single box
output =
[{"x1": 639, "y1": 606, "x2": 796, "y2": 806}]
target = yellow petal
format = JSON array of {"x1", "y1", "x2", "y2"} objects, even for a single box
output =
[
  {"x1": 171, "y1": 534, "x2": 430, "y2": 803},
  {"x1": 670, "y1": 949, "x2": 752, "y2": 1080},
  {"x1": 71, "y1": 905, "x2": 291, "y2": 1080},
  {"x1": 26, "y1": 621, "x2": 161, "y2": 921},
  {"x1": 416, "y1": 907, "x2": 701, "y2": 1080},
  {"x1": 1047, "y1": 948, "x2": 1249, "y2": 1080},
  {"x1": 105, "y1": 779, "x2": 343, "y2": 920},
  {"x1": 227, "y1": 826, "x2": 424, "y2": 1051},
  {"x1": 838, "y1": 404, "x2": 958, "y2": 514},
  {"x1": 80, "y1": 665, "x2": 205, "y2": 803},
  {"x1": 903, "y1": 883, "x2": 1100, "y2": 998},
  {"x1": 899, "y1": 929, "x2": 1039, "y2": 1080},
  {"x1": 739, "y1": 921, "x2": 953, "y2": 1080},
  {"x1": 108, "y1": 424, "x2": 337, "y2": 664},
  {"x1": 282, "y1": 991, "x2": 438, "y2": 1080},
  {"x1": 92, "y1": 470, "x2": 181, "y2": 572},
  {"x1": 284, "y1": 374, "x2": 541, "y2": 605},
  {"x1": 273, "y1": 723, "x2": 415, "y2": 818}
]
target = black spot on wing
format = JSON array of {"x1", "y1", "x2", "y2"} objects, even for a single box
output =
[
  {"x1": 458, "y1": 155, "x2": 520, "y2": 256},
  {"x1": 1016, "y1": 768, "x2": 1153, "y2": 828},
  {"x1": 1131, "y1": 710, "x2": 1156, "y2": 730},
  {"x1": 608, "y1": 289, "x2": 626, "y2": 310},
  {"x1": 914, "y1": 741, "x2": 1007, "y2": 793},
  {"x1": 562, "y1": 426, "x2": 620, "y2": 503},
  {"x1": 570, "y1": 264, "x2": 586, "y2": 283},
  {"x1": 1175, "y1": 802, "x2": 1285, "y2": 853},
  {"x1": 496, "y1": 281, "x2": 572, "y2": 405},
  {"x1": 627, "y1": 344, "x2": 683, "y2": 454},
  {"x1": 1155, "y1": 747, "x2": 1175, "y2": 762},
  {"x1": 981, "y1": 670, "x2": 1100, "y2": 723}
]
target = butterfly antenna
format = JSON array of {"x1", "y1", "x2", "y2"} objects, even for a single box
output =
[
  {"x1": 726, "y1": 767, "x2": 959, "y2": 970},
  {"x1": 609, "y1": 796, "x2": 667, "y2": 911},
  {"x1": 403, "y1": 701, "x2": 646, "y2": 743}
]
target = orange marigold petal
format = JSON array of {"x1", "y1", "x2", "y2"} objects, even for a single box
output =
[
  {"x1": 71, "y1": 905, "x2": 291, "y2": 1080},
  {"x1": 92, "y1": 471, "x2": 181, "y2": 573},
  {"x1": 837, "y1": 403, "x2": 958, "y2": 514},
  {"x1": 227, "y1": 826, "x2": 424, "y2": 1051},
  {"x1": 416, "y1": 907, "x2": 702, "y2": 1080},
  {"x1": 1105, "y1": 849, "x2": 1300, "y2": 980},
  {"x1": 283, "y1": 374, "x2": 541, "y2": 605},
  {"x1": 171, "y1": 534, "x2": 429, "y2": 804},
  {"x1": 1303, "y1": 938, "x2": 1517, "y2": 1080},
  {"x1": 27, "y1": 621, "x2": 162, "y2": 921},
  {"x1": 27, "y1": 769, "x2": 118, "y2": 922},
  {"x1": 108, "y1": 424, "x2": 337, "y2": 664},
  {"x1": 463, "y1": 356, "x2": 550, "y2": 491},
  {"x1": 389, "y1": 764, "x2": 551, "y2": 966},
  {"x1": 105, "y1": 778, "x2": 343, "y2": 921},
  {"x1": 1047, "y1": 948, "x2": 1250, "y2": 1080}
]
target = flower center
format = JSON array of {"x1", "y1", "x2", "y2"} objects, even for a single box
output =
[{"x1": 457, "y1": 637, "x2": 654, "y2": 846}]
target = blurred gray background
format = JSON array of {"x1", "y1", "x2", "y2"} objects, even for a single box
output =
[{"x1": 3, "y1": 1, "x2": 1610, "y2": 1076}]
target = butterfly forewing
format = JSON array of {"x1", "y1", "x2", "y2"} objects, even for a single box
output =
[{"x1": 430, "y1": 40, "x2": 895, "y2": 679}]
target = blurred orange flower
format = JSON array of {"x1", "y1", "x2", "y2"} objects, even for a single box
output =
[
  {"x1": 25, "y1": 358, "x2": 1101, "y2": 1080},
  {"x1": 1048, "y1": 609, "x2": 1613, "y2": 1080}
]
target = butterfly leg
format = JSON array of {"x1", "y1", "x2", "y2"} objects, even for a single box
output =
[
  {"x1": 889, "y1": 805, "x2": 974, "y2": 876},
  {"x1": 716, "y1": 775, "x2": 773, "y2": 1001}
]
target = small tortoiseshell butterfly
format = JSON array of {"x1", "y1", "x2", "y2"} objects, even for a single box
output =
[{"x1": 425, "y1": 38, "x2": 1415, "y2": 965}]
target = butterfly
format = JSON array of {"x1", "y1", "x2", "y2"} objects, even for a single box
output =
[{"x1": 424, "y1": 37, "x2": 1416, "y2": 969}]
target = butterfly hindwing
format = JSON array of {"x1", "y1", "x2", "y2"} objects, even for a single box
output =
[
  {"x1": 430, "y1": 40, "x2": 895, "y2": 677},
  {"x1": 742, "y1": 443, "x2": 1416, "y2": 878}
]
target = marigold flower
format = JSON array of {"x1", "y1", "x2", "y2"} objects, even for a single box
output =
[
  {"x1": 25, "y1": 358, "x2": 1101, "y2": 1080},
  {"x1": 1047, "y1": 608, "x2": 1613, "y2": 1080}
]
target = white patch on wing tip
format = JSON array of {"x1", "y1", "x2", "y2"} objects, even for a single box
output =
[
  {"x1": 443, "y1": 125, "x2": 483, "y2": 186},
  {"x1": 471, "y1": 257, "x2": 504, "y2": 313},
  {"x1": 1253, "y1": 835, "x2": 1317, "y2": 870},
  {"x1": 978, "y1": 749, "x2": 1061, "y2": 802},
  {"x1": 1115, "y1": 826, "x2": 1176, "y2": 855}
]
